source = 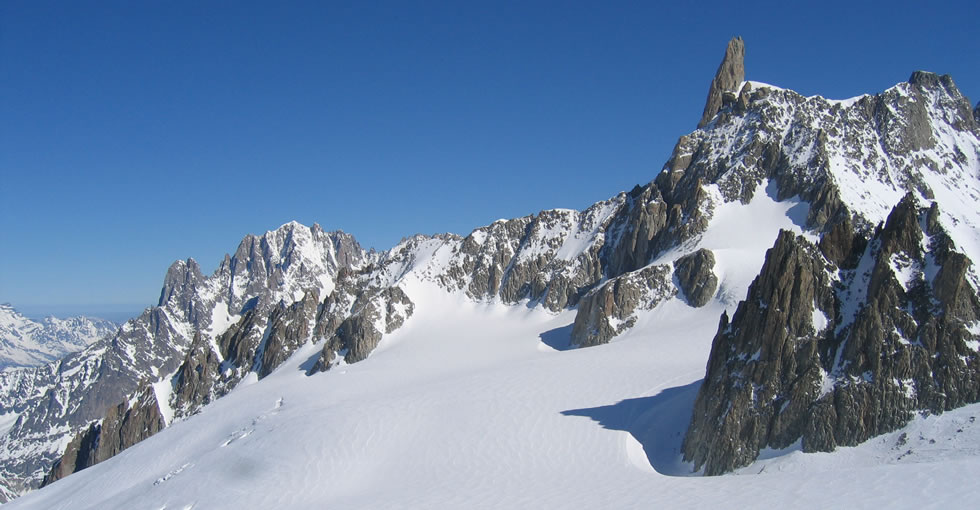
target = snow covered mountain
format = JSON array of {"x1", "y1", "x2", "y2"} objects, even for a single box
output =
[
  {"x1": 0, "y1": 224, "x2": 366, "y2": 500},
  {"x1": 0, "y1": 304, "x2": 117, "y2": 370},
  {"x1": 3, "y1": 37, "x2": 979, "y2": 507}
]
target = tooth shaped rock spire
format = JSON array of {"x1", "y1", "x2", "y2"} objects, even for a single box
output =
[{"x1": 698, "y1": 36, "x2": 746, "y2": 128}]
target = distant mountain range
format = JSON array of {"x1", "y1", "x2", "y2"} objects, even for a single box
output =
[{"x1": 0, "y1": 304, "x2": 117, "y2": 370}]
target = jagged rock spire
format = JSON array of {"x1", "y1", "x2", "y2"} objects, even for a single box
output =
[{"x1": 698, "y1": 36, "x2": 746, "y2": 128}]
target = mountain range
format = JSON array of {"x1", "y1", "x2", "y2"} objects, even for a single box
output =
[
  {"x1": 0, "y1": 304, "x2": 117, "y2": 370},
  {"x1": 2, "y1": 37, "x2": 979, "y2": 508}
]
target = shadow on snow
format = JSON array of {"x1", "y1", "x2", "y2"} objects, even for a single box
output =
[
  {"x1": 561, "y1": 379, "x2": 703, "y2": 476},
  {"x1": 538, "y1": 324, "x2": 574, "y2": 351}
]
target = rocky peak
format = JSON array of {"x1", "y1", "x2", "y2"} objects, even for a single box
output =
[
  {"x1": 905, "y1": 71, "x2": 977, "y2": 134},
  {"x1": 158, "y1": 258, "x2": 204, "y2": 307},
  {"x1": 683, "y1": 230, "x2": 835, "y2": 474},
  {"x1": 907, "y1": 70, "x2": 960, "y2": 97},
  {"x1": 878, "y1": 192, "x2": 924, "y2": 258},
  {"x1": 698, "y1": 36, "x2": 745, "y2": 128},
  {"x1": 683, "y1": 196, "x2": 980, "y2": 475},
  {"x1": 222, "y1": 223, "x2": 368, "y2": 314}
]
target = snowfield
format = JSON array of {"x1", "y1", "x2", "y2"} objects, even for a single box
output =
[{"x1": 10, "y1": 273, "x2": 980, "y2": 509}]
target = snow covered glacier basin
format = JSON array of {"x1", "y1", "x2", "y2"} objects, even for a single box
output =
[{"x1": 10, "y1": 275, "x2": 980, "y2": 510}]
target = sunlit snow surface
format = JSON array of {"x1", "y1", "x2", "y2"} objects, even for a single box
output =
[{"x1": 10, "y1": 275, "x2": 980, "y2": 509}]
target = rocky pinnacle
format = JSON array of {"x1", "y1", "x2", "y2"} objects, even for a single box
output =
[{"x1": 697, "y1": 36, "x2": 745, "y2": 128}]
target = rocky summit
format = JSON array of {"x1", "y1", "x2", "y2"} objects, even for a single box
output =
[
  {"x1": 684, "y1": 194, "x2": 980, "y2": 474},
  {"x1": 1, "y1": 37, "x2": 978, "y2": 504},
  {"x1": 698, "y1": 36, "x2": 745, "y2": 129}
]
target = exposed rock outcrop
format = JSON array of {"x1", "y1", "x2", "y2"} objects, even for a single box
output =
[
  {"x1": 170, "y1": 332, "x2": 223, "y2": 419},
  {"x1": 312, "y1": 285, "x2": 414, "y2": 371},
  {"x1": 169, "y1": 290, "x2": 323, "y2": 420},
  {"x1": 673, "y1": 249, "x2": 719, "y2": 307},
  {"x1": 158, "y1": 258, "x2": 206, "y2": 325},
  {"x1": 683, "y1": 195, "x2": 980, "y2": 475},
  {"x1": 258, "y1": 290, "x2": 321, "y2": 377},
  {"x1": 570, "y1": 264, "x2": 676, "y2": 347},
  {"x1": 698, "y1": 36, "x2": 745, "y2": 128},
  {"x1": 41, "y1": 385, "x2": 165, "y2": 487}
]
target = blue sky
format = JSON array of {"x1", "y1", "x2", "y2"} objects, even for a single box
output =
[{"x1": 2, "y1": 1, "x2": 978, "y2": 319}]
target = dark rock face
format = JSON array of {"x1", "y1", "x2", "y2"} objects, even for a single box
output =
[
  {"x1": 258, "y1": 290, "x2": 320, "y2": 377},
  {"x1": 974, "y1": 101, "x2": 979, "y2": 124},
  {"x1": 169, "y1": 290, "x2": 323, "y2": 420},
  {"x1": 698, "y1": 36, "x2": 745, "y2": 128},
  {"x1": 570, "y1": 264, "x2": 676, "y2": 347},
  {"x1": 41, "y1": 385, "x2": 165, "y2": 487},
  {"x1": 682, "y1": 230, "x2": 835, "y2": 474},
  {"x1": 312, "y1": 285, "x2": 414, "y2": 371},
  {"x1": 158, "y1": 258, "x2": 205, "y2": 325},
  {"x1": 673, "y1": 249, "x2": 719, "y2": 307},
  {"x1": 170, "y1": 332, "x2": 223, "y2": 419},
  {"x1": 683, "y1": 195, "x2": 980, "y2": 475},
  {"x1": 602, "y1": 186, "x2": 670, "y2": 276},
  {"x1": 44, "y1": 288, "x2": 331, "y2": 483}
]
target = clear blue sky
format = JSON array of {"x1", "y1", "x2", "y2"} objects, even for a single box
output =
[{"x1": 2, "y1": 1, "x2": 978, "y2": 319}]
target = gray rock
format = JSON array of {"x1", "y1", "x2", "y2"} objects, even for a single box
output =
[
  {"x1": 158, "y1": 258, "x2": 205, "y2": 325},
  {"x1": 312, "y1": 285, "x2": 415, "y2": 371},
  {"x1": 682, "y1": 230, "x2": 835, "y2": 474},
  {"x1": 673, "y1": 249, "x2": 718, "y2": 307},
  {"x1": 570, "y1": 264, "x2": 676, "y2": 347},
  {"x1": 258, "y1": 290, "x2": 321, "y2": 377},
  {"x1": 698, "y1": 36, "x2": 745, "y2": 128},
  {"x1": 41, "y1": 385, "x2": 165, "y2": 486},
  {"x1": 602, "y1": 185, "x2": 670, "y2": 276},
  {"x1": 683, "y1": 196, "x2": 980, "y2": 475},
  {"x1": 170, "y1": 332, "x2": 222, "y2": 418},
  {"x1": 817, "y1": 216, "x2": 866, "y2": 269}
]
